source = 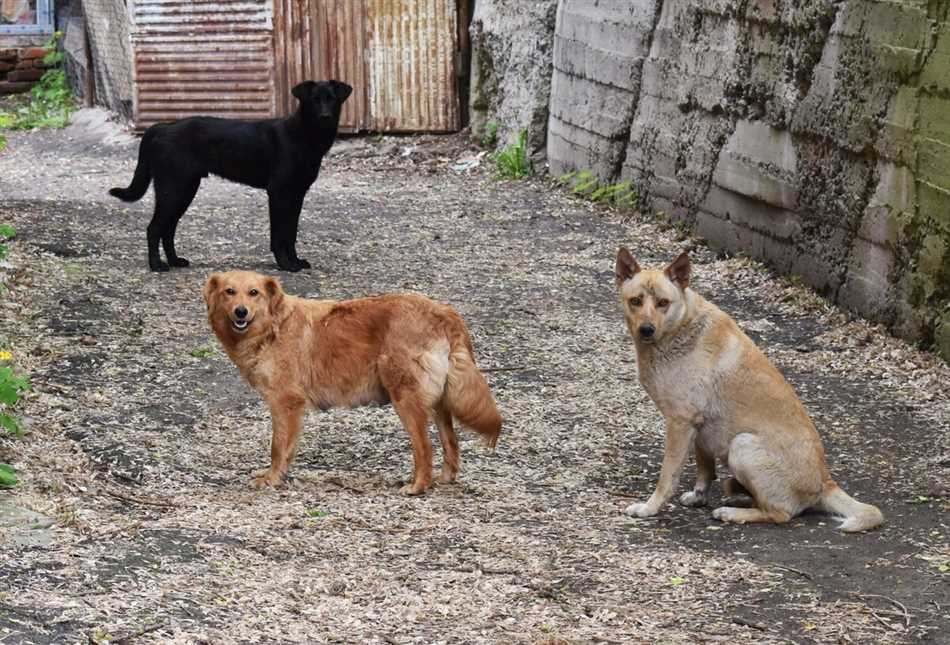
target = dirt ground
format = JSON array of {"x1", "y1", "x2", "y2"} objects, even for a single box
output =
[{"x1": 0, "y1": 110, "x2": 948, "y2": 644}]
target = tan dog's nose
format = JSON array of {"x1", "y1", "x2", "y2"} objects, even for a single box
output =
[{"x1": 235, "y1": 306, "x2": 248, "y2": 319}]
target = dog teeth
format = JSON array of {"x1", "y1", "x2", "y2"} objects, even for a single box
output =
[{"x1": 234, "y1": 320, "x2": 248, "y2": 329}]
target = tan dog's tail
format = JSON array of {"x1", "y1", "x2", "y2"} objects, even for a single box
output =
[
  {"x1": 817, "y1": 484, "x2": 884, "y2": 532},
  {"x1": 444, "y1": 342, "x2": 502, "y2": 448}
]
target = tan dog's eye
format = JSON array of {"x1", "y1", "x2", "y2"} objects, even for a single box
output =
[
  {"x1": 249, "y1": 289, "x2": 259, "y2": 296},
  {"x1": 629, "y1": 296, "x2": 642, "y2": 307},
  {"x1": 225, "y1": 287, "x2": 236, "y2": 296},
  {"x1": 657, "y1": 298, "x2": 670, "y2": 308}
]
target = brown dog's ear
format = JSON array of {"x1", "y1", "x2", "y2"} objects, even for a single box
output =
[
  {"x1": 264, "y1": 276, "x2": 286, "y2": 319},
  {"x1": 292, "y1": 80, "x2": 316, "y2": 102},
  {"x1": 330, "y1": 80, "x2": 352, "y2": 103},
  {"x1": 664, "y1": 251, "x2": 691, "y2": 289},
  {"x1": 615, "y1": 247, "x2": 641, "y2": 288},
  {"x1": 203, "y1": 273, "x2": 221, "y2": 310}
]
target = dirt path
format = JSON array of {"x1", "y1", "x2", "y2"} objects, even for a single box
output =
[{"x1": 0, "y1": 113, "x2": 948, "y2": 644}]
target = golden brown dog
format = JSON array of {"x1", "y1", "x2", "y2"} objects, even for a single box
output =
[
  {"x1": 615, "y1": 248, "x2": 883, "y2": 532},
  {"x1": 203, "y1": 270, "x2": 502, "y2": 494}
]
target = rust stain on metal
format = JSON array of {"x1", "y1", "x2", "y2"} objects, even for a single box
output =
[{"x1": 131, "y1": 0, "x2": 275, "y2": 129}]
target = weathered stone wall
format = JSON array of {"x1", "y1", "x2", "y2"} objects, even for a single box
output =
[
  {"x1": 469, "y1": 0, "x2": 557, "y2": 160},
  {"x1": 537, "y1": 0, "x2": 950, "y2": 359}
]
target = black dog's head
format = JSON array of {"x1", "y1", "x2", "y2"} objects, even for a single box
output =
[{"x1": 292, "y1": 80, "x2": 352, "y2": 123}]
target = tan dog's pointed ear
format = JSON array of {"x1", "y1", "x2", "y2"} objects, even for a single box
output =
[
  {"x1": 615, "y1": 247, "x2": 641, "y2": 288},
  {"x1": 665, "y1": 251, "x2": 691, "y2": 289},
  {"x1": 203, "y1": 273, "x2": 221, "y2": 310},
  {"x1": 264, "y1": 276, "x2": 286, "y2": 319}
]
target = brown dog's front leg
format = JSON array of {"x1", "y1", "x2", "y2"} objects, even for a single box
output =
[
  {"x1": 251, "y1": 394, "x2": 306, "y2": 488},
  {"x1": 624, "y1": 418, "x2": 696, "y2": 517},
  {"x1": 679, "y1": 444, "x2": 715, "y2": 507}
]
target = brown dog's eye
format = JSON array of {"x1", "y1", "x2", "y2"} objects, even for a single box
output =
[
  {"x1": 657, "y1": 298, "x2": 670, "y2": 308},
  {"x1": 628, "y1": 296, "x2": 642, "y2": 307},
  {"x1": 225, "y1": 287, "x2": 236, "y2": 296},
  {"x1": 249, "y1": 289, "x2": 259, "y2": 297}
]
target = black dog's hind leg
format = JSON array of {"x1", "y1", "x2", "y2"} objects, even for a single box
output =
[
  {"x1": 148, "y1": 175, "x2": 200, "y2": 272},
  {"x1": 161, "y1": 178, "x2": 200, "y2": 268},
  {"x1": 267, "y1": 187, "x2": 306, "y2": 272}
]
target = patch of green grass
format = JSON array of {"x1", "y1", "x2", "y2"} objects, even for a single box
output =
[
  {"x1": 558, "y1": 170, "x2": 639, "y2": 211},
  {"x1": 306, "y1": 509, "x2": 329, "y2": 518},
  {"x1": 491, "y1": 129, "x2": 532, "y2": 179},
  {"x1": 0, "y1": 464, "x2": 17, "y2": 488},
  {"x1": 189, "y1": 347, "x2": 216, "y2": 359}
]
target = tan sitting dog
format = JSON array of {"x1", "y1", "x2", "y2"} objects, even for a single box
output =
[
  {"x1": 204, "y1": 271, "x2": 502, "y2": 494},
  {"x1": 615, "y1": 248, "x2": 883, "y2": 532}
]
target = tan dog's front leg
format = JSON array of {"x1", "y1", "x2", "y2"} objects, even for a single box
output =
[
  {"x1": 679, "y1": 444, "x2": 715, "y2": 507},
  {"x1": 625, "y1": 419, "x2": 695, "y2": 517},
  {"x1": 251, "y1": 394, "x2": 306, "y2": 489}
]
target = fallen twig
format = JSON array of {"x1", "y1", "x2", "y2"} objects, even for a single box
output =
[
  {"x1": 773, "y1": 564, "x2": 813, "y2": 580},
  {"x1": 851, "y1": 592, "x2": 911, "y2": 629},
  {"x1": 732, "y1": 617, "x2": 766, "y2": 631},
  {"x1": 100, "y1": 486, "x2": 177, "y2": 509}
]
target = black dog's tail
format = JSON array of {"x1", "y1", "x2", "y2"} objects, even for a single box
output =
[{"x1": 109, "y1": 129, "x2": 155, "y2": 202}]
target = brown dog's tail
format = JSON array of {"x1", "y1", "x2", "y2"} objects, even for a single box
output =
[
  {"x1": 817, "y1": 484, "x2": 884, "y2": 533},
  {"x1": 443, "y1": 336, "x2": 502, "y2": 448},
  {"x1": 109, "y1": 128, "x2": 155, "y2": 202}
]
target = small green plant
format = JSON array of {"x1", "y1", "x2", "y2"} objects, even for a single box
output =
[
  {"x1": 189, "y1": 347, "x2": 216, "y2": 358},
  {"x1": 491, "y1": 129, "x2": 532, "y2": 179},
  {"x1": 0, "y1": 464, "x2": 17, "y2": 488},
  {"x1": 306, "y1": 509, "x2": 329, "y2": 518},
  {"x1": 0, "y1": 32, "x2": 74, "y2": 132},
  {"x1": 559, "y1": 170, "x2": 639, "y2": 211},
  {"x1": 0, "y1": 224, "x2": 14, "y2": 262},
  {"x1": 0, "y1": 363, "x2": 31, "y2": 438},
  {"x1": 480, "y1": 120, "x2": 500, "y2": 148}
]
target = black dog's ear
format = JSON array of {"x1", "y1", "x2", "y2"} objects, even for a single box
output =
[
  {"x1": 330, "y1": 80, "x2": 353, "y2": 103},
  {"x1": 292, "y1": 81, "x2": 316, "y2": 102},
  {"x1": 615, "y1": 247, "x2": 641, "y2": 288}
]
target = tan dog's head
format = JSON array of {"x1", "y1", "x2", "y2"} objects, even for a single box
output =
[
  {"x1": 203, "y1": 271, "x2": 285, "y2": 341},
  {"x1": 615, "y1": 248, "x2": 692, "y2": 345}
]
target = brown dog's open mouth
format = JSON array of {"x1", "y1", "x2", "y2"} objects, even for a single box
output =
[{"x1": 231, "y1": 318, "x2": 253, "y2": 333}]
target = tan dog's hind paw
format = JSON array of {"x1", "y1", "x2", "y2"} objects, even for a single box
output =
[
  {"x1": 624, "y1": 502, "x2": 659, "y2": 518},
  {"x1": 249, "y1": 468, "x2": 284, "y2": 489},
  {"x1": 679, "y1": 490, "x2": 707, "y2": 507}
]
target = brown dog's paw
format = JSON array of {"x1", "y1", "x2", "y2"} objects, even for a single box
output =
[
  {"x1": 399, "y1": 482, "x2": 428, "y2": 496},
  {"x1": 249, "y1": 468, "x2": 284, "y2": 489},
  {"x1": 436, "y1": 469, "x2": 458, "y2": 484}
]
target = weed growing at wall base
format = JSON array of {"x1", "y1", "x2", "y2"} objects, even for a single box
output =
[
  {"x1": 0, "y1": 224, "x2": 30, "y2": 488},
  {"x1": 492, "y1": 129, "x2": 532, "y2": 179},
  {"x1": 558, "y1": 171, "x2": 638, "y2": 211}
]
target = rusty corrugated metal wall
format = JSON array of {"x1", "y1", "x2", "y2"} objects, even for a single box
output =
[
  {"x1": 274, "y1": 0, "x2": 459, "y2": 132},
  {"x1": 130, "y1": 0, "x2": 276, "y2": 129},
  {"x1": 130, "y1": 0, "x2": 460, "y2": 132},
  {"x1": 365, "y1": 0, "x2": 458, "y2": 132}
]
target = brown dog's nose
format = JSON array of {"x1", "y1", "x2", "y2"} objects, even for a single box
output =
[
  {"x1": 639, "y1": 323, "x2": 655, "y2": 339},
  {"x1": 235, "y1": 306, "x2": 248, "y2": 319}
]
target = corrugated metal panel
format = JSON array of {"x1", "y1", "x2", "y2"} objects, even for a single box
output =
[
  {"x1": 131, "y1": 0, "x2": 275, "y2": 129},
  {"x1": 365, "y1": 0, "x2": 459, "y2": 132},
  {"x1": 273, "y1": 0, "x2": 459, "y2": 133}
]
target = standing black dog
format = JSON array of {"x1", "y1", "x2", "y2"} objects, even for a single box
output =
[{"x1": 110, "y1": 80, "x2": 352, "y2": 272}]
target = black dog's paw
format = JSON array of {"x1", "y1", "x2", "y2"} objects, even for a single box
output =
[
  {"x1": 276, "y1": 261, "x2": 302, "y2": 273},
  {"x1": 169, "y1": 257, "x2": 190, "y2": 268},
  {"x1": 150, "y1": 261, "x2": 170, "y2": 272},
  {"x1": 295, "y1": 258, "x2": 311, "y2": 270}
]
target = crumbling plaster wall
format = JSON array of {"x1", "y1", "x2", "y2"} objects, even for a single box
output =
[
  {"x1": 470, "y1": 0, "x2": 950, "y2": 359},
  {"x1": 469, "y1": 0, "x2": 558, "y2": 159}
]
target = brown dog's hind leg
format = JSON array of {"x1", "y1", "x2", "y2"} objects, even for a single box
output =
[
  {"x1": 391, "y1": 395, "x2": 433, "y2": 495},
  {"x1": 251, "y1": 393, "x2": 306, "y2": 489},
  {"x1": 434, "y1": 402, "x2": 459, "y2": 484}
]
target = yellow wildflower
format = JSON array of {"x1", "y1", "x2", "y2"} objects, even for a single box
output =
[{"x1": 0, "y1": 350, "x2": 12, "y2": 362}]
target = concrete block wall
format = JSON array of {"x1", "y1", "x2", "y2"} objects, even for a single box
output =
[{"x1": 531, "y1": 0, "x2": 950, "y2": 359}]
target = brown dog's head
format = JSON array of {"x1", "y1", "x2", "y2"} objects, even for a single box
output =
[
  {"x1": 203, "y1": 271, "x2": 286, "y2": 342},
  {"x1": 615, "y1": 248, "x2": 692, "y2": 345}
]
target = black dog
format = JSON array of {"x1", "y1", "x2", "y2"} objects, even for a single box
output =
[{"x1": 110, "y1": 80, "x2": 352, "y2": 272}]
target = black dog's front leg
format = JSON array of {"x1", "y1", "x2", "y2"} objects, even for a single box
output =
[{"x1": 267, "y1": 188, "x2": 307, "y2": 272}]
